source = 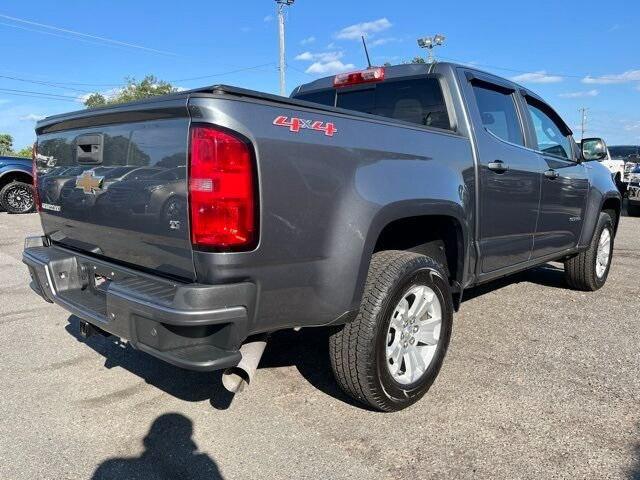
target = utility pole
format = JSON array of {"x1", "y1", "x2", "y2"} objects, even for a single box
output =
[
  {"x1": 276, "y1": 0, "x2": 295, "y2": 96},
  {"x1": 579, "y1": 107, "x2": 589, "y2": 141}
]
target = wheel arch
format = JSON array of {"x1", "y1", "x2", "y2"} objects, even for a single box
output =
[
  {"x1": 602, "y1": 196, "x2": 621, "y2": 234},
  {"x1": 0, "y1": 170, "x2": 33, "y2": 190},
  {"x1": 352, "y1": 201, "x2": 470, "y2": 312}
]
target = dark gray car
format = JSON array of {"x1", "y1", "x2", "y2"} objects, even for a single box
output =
[{"x1": 23, "y1": 63, "x2": 621, "y2": 411}]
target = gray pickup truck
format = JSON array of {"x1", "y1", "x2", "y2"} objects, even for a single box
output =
[{"x1": 23, "y1": 63, "x2": 621, "y2": 411}]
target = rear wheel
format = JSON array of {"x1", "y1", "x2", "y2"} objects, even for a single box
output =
[
  {"x1": 0, "y1": 181, "x2": 35, "y2": 214},
  {"x1": 329, "y1": 250, "x2": 453, "y2": 412},
  {"x1": 564, "y1": 212, "x2": 614, "y2": 291}
]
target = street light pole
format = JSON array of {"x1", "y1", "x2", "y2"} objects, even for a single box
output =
[
  {"x1": 417, "y1": 34, "x2": 446, "y2": 64},
  {"x1": 276, "y1": 0, "x2": 294, "y2": 96}
]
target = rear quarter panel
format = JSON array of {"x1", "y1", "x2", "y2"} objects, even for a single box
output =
[{"x1": 188, "y1": 95, "x2": 475, "y2": 333}]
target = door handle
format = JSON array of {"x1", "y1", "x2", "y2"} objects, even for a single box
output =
[
  {"x1": 544, "y1": 169, "x2": 560, "y2": 180},
  {"x1": 488, "y1": 160, "x2": 509, "y2": 173}
]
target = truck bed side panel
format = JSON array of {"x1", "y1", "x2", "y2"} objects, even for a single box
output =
[{"x1": 188, "y1": 95, "x2": 475, "y2": 333}]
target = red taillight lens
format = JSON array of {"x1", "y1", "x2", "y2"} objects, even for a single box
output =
[
  {"x1": 334, "y1": 67, "x2": 385, "y2": 88},
  {"x1": 32, "y1": 142, "x2": 41, "y2": 212},
  {"x1": 189, "y1": 125, "x2": 257, "y2": 251}
]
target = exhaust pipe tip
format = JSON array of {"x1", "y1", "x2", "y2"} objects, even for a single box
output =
[
  {"x1": 221, "y1": 336, "x2": 268, "y2": 395},
  {"x1": 222, "y1": 367, "x2": 251, "y2": 394}
]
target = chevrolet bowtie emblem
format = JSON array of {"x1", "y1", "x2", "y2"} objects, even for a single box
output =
[{"x1": 75, "y1": 170, "x2": 104, "y2": 194}]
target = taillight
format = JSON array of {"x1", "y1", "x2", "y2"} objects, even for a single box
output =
[
  {"x1": 188, "y1": 125, "x2": 257, "y2": 251},
  {"x1": 334, "y1": 67, "x2": 385, "y2": 88},
  {"x1": 32, "y1": 142, "x2": 41, "y2": 212}
]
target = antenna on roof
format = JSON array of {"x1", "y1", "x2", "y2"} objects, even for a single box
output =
[{"x1": 361, "y1": 36, "x2": 372, "y2": 68}]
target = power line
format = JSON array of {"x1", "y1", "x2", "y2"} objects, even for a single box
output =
[
  {"x1": 0, "y1": 88, "x2": 79, "y2": 102},
  {"x1": 437, "y1": 55, "x2": 586, "y2": 80},
  {"x1": 0, "y1": 13, "x2": 177, "y2": 56},
  {"x1": 168, "y1": 63, "x2": 277, "y2": 83},
  {"x1": 0, "y1": 73, "x2": 93, "y2": 93}
]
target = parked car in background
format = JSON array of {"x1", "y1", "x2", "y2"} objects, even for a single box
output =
[
  {"x1": 594, "y1": 143, "x2": 626, "y2": 193},
  {"x1": 609, "y1": 145, "x2": 640, "y2": 182},
  {"x1": 626, "y1": 165, "x2": 640, "y2": 216},
  {"x1": 0, "y1": 155, "x2": 34, "y2": 214}
]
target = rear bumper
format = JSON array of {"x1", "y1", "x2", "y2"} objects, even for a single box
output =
[{"x1": 22, "y1": 237, "x2": 255, "y2": 372}]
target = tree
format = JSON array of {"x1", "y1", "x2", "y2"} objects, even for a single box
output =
[
  {"x1": 84, "y1": 75, "x2": 179, "y2": 108},
  {"x1": 14, "y1": 146, "x2": 33, "y2": 158},
  {"x1": 0, "y1": 134, "x2": 13, "y2": 155},
  {"x1": 406, "y1": 56, "x2": 427, "y2": 64}
]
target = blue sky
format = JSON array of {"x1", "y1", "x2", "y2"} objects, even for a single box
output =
[{"x1": 2, "y1": 0, "x2": 639, "y2": 150}]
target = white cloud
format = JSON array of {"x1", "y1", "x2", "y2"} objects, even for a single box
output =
[
  {"x1": 263, "y1": 15, "x2": 274, "y2": 22},
  {"x1": 300, "y1": 36, "x2": 315, "y2": 46},
  {"x1": 558, "y1": 89, "x2": 599, "y2": 98},
  {"x1": 369, "y1": 37, "x2": 398, "y2": 47},
  {"x1": 582, "y1": 70, "x2": 640, "y2": 84},
  {"x1": 295, "y1": 51, "x2": 344, "y2": 62},
  {"x1": 511, "y1": 71, "x2": 563, "y2": 84},
  {"x1": 336, "y1": 18, "x2": 392, "y2": 40},
  {"x1": 0, "y1": 99, "x2": 10, "y2": 106},
  {"x1": 624, "y1": 122, "x2": 640, "y2": 131},
  {"x1": 306, "y1": 60, "x2": 355, "y2": 75},
  {"x1": 19, "y1": 113, "x2": 46, "y2": 121}
]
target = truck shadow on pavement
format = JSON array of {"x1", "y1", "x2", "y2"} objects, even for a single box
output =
[
  {"x1": 65, "y1": 262, "x2": 569, "y2": 411},
  {"x1": 65, "y1": 317, "x2": 229, "y2": 405},
  {"x1": 91, "y1": 413, "x2": 224, "y2": 479}
]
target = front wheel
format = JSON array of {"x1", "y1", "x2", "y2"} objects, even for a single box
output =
[
  {"x1": 329, "y1": 250, "x2": 453, "y2": 412},
  {"x1": 0, "y1": 181, "x2": 35, "y2": 214},
  {"x1": 564, "y1": 212, "x2": 614, "y2": 291}
]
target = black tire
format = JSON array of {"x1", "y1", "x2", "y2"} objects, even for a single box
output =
[
  {"x1": 0, "y1": 181, "x2": 35, "y2": 214},
  {"x1": 627, "y1": 202, "x2": 640, "y2": 217},
  {"x1": 564, "y1": 212, "x2": 614, "y2": 291},
  {"x1": 329, "y1": 250, "x2": 453, "y2": 412}
]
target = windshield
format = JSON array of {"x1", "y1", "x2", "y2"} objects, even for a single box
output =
[{"x1": 609, "y1": 146, "x2": 639, "y2": 159}]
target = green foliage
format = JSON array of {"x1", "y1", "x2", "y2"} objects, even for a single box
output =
[
  {"x1": 0, "y1": 134, "x2": 32, "y2": 158},
  {"x1": 407, "y1": 56, "x2": 427, "y2": 64},
  {"x1": 14, "y1": 146, "x2": 33, "y2": 158},
  {"x1": 84, "y1": 75, "x2": 179, "y2": 108},
  {"x1": 0, "y1": 133, "x2": 13, "y2": 155}
]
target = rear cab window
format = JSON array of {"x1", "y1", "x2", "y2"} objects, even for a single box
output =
[{"x1": 294, "y1": 77, "x2": 452, "y2": 131}]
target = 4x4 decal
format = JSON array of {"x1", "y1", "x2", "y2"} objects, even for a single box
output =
[{"x1": 273, "y1": 116, "x2": 338, "y2": 137}]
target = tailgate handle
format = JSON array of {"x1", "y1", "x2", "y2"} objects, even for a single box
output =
[{"x1": 76, "y1": 134, "x2": 104, "y2": 165}]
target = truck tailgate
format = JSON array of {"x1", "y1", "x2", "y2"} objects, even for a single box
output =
[{"x1": 34, "y1": 98, "x2": 195, "y2": 281}]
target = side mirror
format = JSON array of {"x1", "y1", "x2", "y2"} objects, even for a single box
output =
[{"x1": 581, "y1": 137, "x2": 608, "y2": 161}]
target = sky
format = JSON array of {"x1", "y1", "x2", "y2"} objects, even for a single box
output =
[{"x1": 1, "y1": 0, "x2": 639, "y2": 150}]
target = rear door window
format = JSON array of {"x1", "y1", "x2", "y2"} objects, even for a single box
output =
[{"x1": 472, "y1": 84, "x2": 524, "y2": 146}]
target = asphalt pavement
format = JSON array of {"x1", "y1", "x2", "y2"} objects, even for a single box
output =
[{"x1": 1, "y1": 209, "x2": 638, "y2": 479}]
